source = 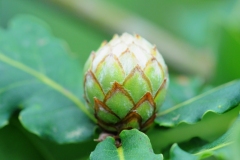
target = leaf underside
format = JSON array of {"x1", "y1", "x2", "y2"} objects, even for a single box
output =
[
  {"x1": 156, "y1": 79, "x2": 240, "y2": 127},
  {"x1": 90, "y1": 129, "x2": 163, "y2": 160},
  {"x1": 170, "y1": 114, "x2": 240, "y2": 160},
  {"x1": 0, "y1": 15, "x2": 95, "y2": 143}
]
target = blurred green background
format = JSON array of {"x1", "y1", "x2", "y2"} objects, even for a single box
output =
[
  {"x1": 0, "y1": 0, "x2": 240, "y2": 159},
  {"x1": 1, "y1": 0, "x2": 240, "y2": 85}
]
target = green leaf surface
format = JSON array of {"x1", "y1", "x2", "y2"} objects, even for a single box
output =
[
  {"x1": 0, "y1": 16, "x2": 96, "y2": 143},
  {"x1": 156, "y1": 80, "x2": 240, "y2": 127},
  {"x1": 90, "y1": 129, "x2": 163, "y2": 160},
  {"x1": 0, "y1": 114, "x2": 96, "y2": 160},
  {"x1": 160, "y1": 76, "x2": 206, "y2": 112},
  {"x1": 170, "y1": 115, "x2": 240, "y2": 160},
  {"x1": 170, "y1": 144, "x2": 198, "y2": 160},
  {"x1": 148, "y1": 105, "x2": 240, "y2": 153}
]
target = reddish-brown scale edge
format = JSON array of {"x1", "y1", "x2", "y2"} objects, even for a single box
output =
[
  {"x1": 131, "y1": 92, "x2": 155, "y2": 111},
  {"x1": 144, "y1": 56, "x2": 165, "y2": 78},
  {"x1": 116, "y1": 112, "x2": 142, "y2": 131},
  {"x1": 154, "y1": 78, "x2": 167, "y2": 99},
  {"x1": 131, "y1": 92, "x2": 156, "y2": 130},
  {"x1": 94, "y1": 98, "x2": 121, "y2": 133},
  {"x1": 94, "y1": 53, "x2": 125, "y2": 78},
  {"x1": 83, "y1": 70, "x2": 105, "y2": 105},
  {"x1": 130, "y1": 41, "x2": 150, "y2": 57},
  {"x1": 83, "y1": 52, "x2": 94, "y2": 104},
  {"x1": 103, "y1": 82, "x2": 135, "y2": 105},
  {"x1": 104, "y1": 92, "x2": 156, "y2": 133},
  {"x1": 119, "y1": 48, "x2": 131, "y2": 57},
  {"x1": 85, "y1": 51, "x2": 96, "y2": 72},
  {"x1": 94, "y1": 98, "x2": 121, "y2": 119},
  {"x1": 118, "y1": 49, "x2": 139, "y2": 74},
  {"x1": 122, "y1": 65, "x2": 153, "y2": 94},
  {"x1": 140, "y1": 78, "x2": 167, "y2": 130},
  {"x1": 151, "y1": 46, "x2": 168, "y2": 78},
  {"x1": 141, "y1": 112, "x2": 156, "y2": 131},
  {"x1": 96, "y1": 120, "x2": 118, "y2": 133},
  {"x1": 94, "y1": 82, "x2": 136, "y2": 133}
]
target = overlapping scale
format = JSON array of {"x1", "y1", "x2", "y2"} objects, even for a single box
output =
[
  {"x1": 120, "y1": 113, "x2": 141, "y2": 130},
  {"x1": 105, "y1": 83, "x2": 134, "y2": 119},
  {"x1": 83, "y1": 51, "x2": 95, "y2": 74},
  {"x1": 108, "y1": 34, "x2": 120, "y2": 46},
  {"x1": 134, "y1": 35, "x2": 153, "y2": 54},
  {"x1": 94, "y1": 54, "x2": 125, "y2": 94},
  {"x1": 136, "y1": 102, "x2": 154, "y2": 123},
  {"x1": 84, "y1": 71, "x2": 105, "y2": 112},
  {"x1": 129, "y1": 43, "x2": 150, "y2": 69},
  {"x1": 94, "y1": 98, "x2": 120, "y2": 124},
  {"x1": 123, "y1": 66, "x2": 152, "y2": 103},
  {"x1": 118, "y1": 51, "x2": 138, "y2": 76},
  {"x1": 92, "y1": 45, "x2": 110, "y2": 72},
  {"x1": 144, "y1": 58, "x2": 165, "y2": 95},
  {"x1": 120, "y1": 33, "x2": 135, "y2": 45},
  {"x1": 111, "y1": 41, "x2": 128, "y2": 57},
  {"x1": 83, "y1": 33, "x2": 169, "y2": 133},
  {"x1": 154, "y1": 79, "x2": 167, "y2": 110}
]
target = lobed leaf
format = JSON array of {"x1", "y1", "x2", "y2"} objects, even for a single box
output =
[
  {"x1": 159, "y1": 76, "x2": 206, "y2": 112},
  {"x1": 156, "y1": 80, "x2": 240, "y2": 127},
  {"x1": 170, "y1": 144, "x2": 198, "y2": 160},
  {"x1": 169, "y1": 115, "x2": 240, "y2": 160},
  {"x1": 0, "y1": 15, "x2": 96, "y2": 143},
  {"x1": 0, "y1": 115, "x2": 96, "y2": 160},
  {"x1": 90, "y1": 129, "x2": 162, "y2": 160}
]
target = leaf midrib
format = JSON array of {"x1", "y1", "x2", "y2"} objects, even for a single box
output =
[
  {"x1": 157, "y1": 80, "x2": 238, "y2": 117},
  {"x1": 0, "y1": 52, "x2": 96, "y2": 123},
  {"x1": 117, "y1": 146, "x2": 124, "y2": 160},
  {"x1": 194, "y1": 141, "x2": 233, "y2": 156}
]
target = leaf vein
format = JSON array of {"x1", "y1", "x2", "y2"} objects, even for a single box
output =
[
  {"x1": 194, "y1": 142, "x2": 233, "y2": 156},
  {"x1": 117, "y1": 146, "x2": 125, "y2": 160},
  {"x1": 0, "y1": 52, "x2": 96, "y2": 122},
  {"x1": 157, "y1": 81, "x2": 237, "y2": 116}
]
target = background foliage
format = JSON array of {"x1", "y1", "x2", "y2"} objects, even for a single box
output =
[{"x1": 0, "y1": 0, "x2": 240, "y2": 159}]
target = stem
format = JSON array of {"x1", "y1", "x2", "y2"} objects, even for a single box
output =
[{"x1": 50, "y1": 0, "x2": 215, "y2": 79}]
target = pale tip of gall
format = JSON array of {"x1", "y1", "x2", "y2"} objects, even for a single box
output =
[
  {"x1": 100, "y1": 40, "x2": 108, "y2": 47},
  {"x1": 135, "y1": 34, "x2": 141, "y2": 39},
  {"x1": 151, "y1": 46, "x2": 157, "y2": 56},
  {"x1": 113, "y1": 34, "x2": 119, "y2": 39}
]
